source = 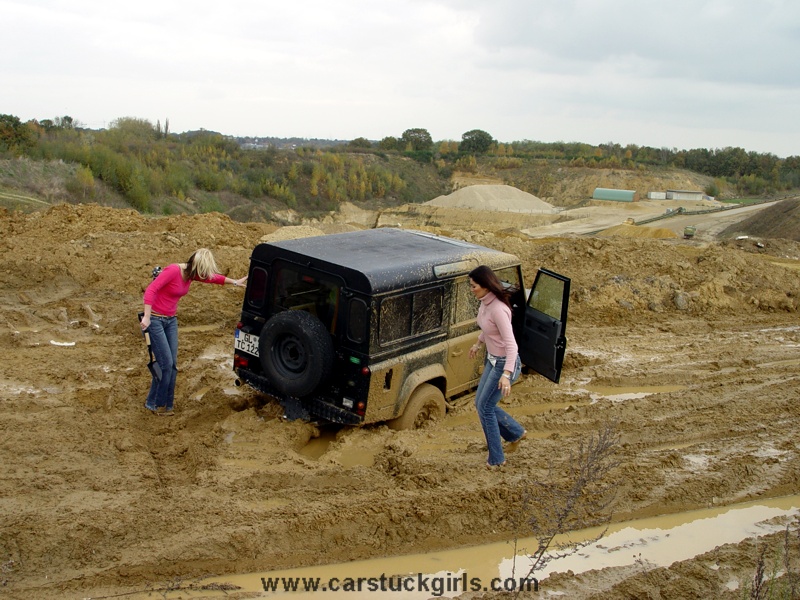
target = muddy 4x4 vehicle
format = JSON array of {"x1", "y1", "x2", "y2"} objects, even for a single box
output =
[{"x1": 233, "y1": 228, "x2": 569, "y2": 429}]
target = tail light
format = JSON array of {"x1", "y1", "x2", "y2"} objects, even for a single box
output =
[{"x1": 234, "y1": 354, "x2": 249, "y2": 369}]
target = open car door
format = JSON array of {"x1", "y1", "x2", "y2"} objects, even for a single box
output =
[{"x1": 515, "y1": 268, "x2": 570, "y2": 384}]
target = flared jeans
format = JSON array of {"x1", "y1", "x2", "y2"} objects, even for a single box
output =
[
  {"x1": 475, "y1": 355, "x2": 524, "y2": 466},
  {"x1": 144, "y1": 315, "x2": 178, "y2": 411}
]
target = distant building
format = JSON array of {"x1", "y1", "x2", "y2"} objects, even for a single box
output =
[
  {"x1": 592, "y1": 188, "x2": 639, "y2": 202},
  {"x1": 666, "y1": 189, "x2": 703, "y2": 201},
  {"x1": 647, "y1": 191, "x2": 668, "y2": 200}
]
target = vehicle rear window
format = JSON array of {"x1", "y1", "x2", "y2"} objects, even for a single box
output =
[{"x1": 272, "y1": 263, "x2": 341, "y2": 333}]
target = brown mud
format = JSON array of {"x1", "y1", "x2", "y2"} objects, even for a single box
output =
[{"x1": 1, "y1": 200, "x2": 799, "y2": 599}]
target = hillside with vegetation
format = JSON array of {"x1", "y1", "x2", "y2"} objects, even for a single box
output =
[{"x1": 1, "y1": 114, "x2": 798, "y2": 221}]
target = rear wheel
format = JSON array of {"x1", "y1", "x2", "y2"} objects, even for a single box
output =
[{"x1": 387, "y1": 383, "x2": 446, "y2": 431}]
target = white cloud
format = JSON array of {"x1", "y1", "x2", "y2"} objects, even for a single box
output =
[{"x1": 2, "y1": 0, "x2": 798, "y2": 156}]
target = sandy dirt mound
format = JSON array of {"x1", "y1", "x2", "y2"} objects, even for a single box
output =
[
  {"x1": 1, "y1": 203, "x2": 800, "y2": 599},
  {"x1": 375, "y1": 203, "x2": 560, "y2": 233},
  {"x1": 426, "y1": 184, "x2": 556, "y2": 213},
  {"x1": 258, "y1": 224, "x2": 326, "y2": 242},
  {"x1": 450, "y1": 167, "x2": 717, "y2": 207}
]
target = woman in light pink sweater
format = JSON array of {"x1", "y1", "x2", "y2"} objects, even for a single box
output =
[{"x1": 468, "y1": 265, "x2": 526, "y2": 467}]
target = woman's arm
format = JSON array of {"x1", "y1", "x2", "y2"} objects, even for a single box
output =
[
  {"x1": 223, "y1": 275, "x2": 248, "y2": 287},
  {"x1": 140, "y1": 304, "x2": 152, "y2": 330},
  {"x1": 199, "y1": 274, "x2": 248, "y2": 287}
]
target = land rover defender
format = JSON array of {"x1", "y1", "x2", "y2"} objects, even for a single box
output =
[{"x1": 233, "y1": 228, "x2": 569, "y2": 429}]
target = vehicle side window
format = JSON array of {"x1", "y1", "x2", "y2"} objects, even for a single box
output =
[
  {"x1": 246, "y1": 267, "x2": 268, "y2": 309},
  {"x1": 495, "y1": 266, "x2": 522, "y2": 292},
  {"x1": 495, "y1": 266, "x2": 526, "y2": 314},
  {"x1": 347, "y1": 298, "x2": 368, "y2": 344},
  {"x1": 453, "y1": 279, "x2": 479, "y2": 324},
  {"x1": 379, "y1": 287, "x2": 444, "y2": 345},
  {"x1": 412, "y1": 287, "x2": 443, "y2": 334},
  {"x1": 379, "y1": 295, "x2": 412, "y2": 345}
]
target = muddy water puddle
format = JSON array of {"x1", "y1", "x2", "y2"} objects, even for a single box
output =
[
  {"x1": 143, "y1": 496, "x2": 799, "y2": 599},
  {"x1": 298, "y1": 430, "x2": 380, "y2": 468},
  {"x1": 583, "y1": 383, "x2": 685, "y2": 402},
  {"x1": 529, "y1": 496, "x2": 799, "y2": 581},
  {"x1": 298, "y1": 430, "x2": 338, "y2": 460}
]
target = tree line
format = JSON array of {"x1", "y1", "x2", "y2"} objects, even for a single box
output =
[{"x1": 1, "y1": 113, "x2": 797, "y2": 215}]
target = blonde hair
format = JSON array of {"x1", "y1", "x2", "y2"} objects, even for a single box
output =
[{"x1": 186, "y1": 248, "x2": 219, "y2": 280}]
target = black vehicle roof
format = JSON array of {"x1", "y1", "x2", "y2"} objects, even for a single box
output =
[{"x1": 251, "y1": 228, "x2": 519, "y2": 294}]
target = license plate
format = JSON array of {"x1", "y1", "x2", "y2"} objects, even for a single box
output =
[{"x1": 234, "y1": 330, "x2": 260, "y2": 357}]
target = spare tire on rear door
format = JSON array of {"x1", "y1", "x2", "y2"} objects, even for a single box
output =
[{"x1": 258, "y1": 310, "x2": 334, "y2": 397}]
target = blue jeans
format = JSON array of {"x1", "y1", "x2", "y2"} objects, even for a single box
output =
[
  {"x1": 475, "y1": 356, "x2": 524, "y2": 466},
  {"x1": 145, "y1": 316, "x2": 179, "y2": 411}
]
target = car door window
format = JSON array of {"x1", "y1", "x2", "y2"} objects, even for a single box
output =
[{"x1": 528, "y1": 271, "x2": 568, "y2": 322}]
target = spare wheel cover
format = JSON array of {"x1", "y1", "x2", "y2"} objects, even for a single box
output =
[{"x1": 258, "y1": 310, "x2": 334, "y2": 397}]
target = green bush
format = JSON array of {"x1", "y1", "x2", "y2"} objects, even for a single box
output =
[{"x1": 704, "y1": 181, "x2": 720, "y2": 197}]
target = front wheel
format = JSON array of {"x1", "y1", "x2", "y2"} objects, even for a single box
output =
[{"x1": 387, "y1": 383, "x2": 446, "y2": 431}]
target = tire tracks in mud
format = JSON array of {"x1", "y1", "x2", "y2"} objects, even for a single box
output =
[{"x1": 534, "y1": 320, "x2": 800, "y2": 521}]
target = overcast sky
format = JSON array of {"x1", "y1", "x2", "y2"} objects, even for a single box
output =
[{"x1": 3, "y1": 0, "x2": 799, "y2": 157}]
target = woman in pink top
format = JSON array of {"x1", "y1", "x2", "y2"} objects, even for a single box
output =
[
  {"x1": 468, "y1": 265, "x2": 526, "y2": 467},
  {"x1": 141, "y1": 248, "x2": 247, "y2": 415}
]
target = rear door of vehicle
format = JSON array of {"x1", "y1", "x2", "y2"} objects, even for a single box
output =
[{"x1": 516, "y1": 268, "x2": 570, "y2": 384}]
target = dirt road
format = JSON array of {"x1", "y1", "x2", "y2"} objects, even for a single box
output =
[
  {"x1": 643, "y1": 201, "x2": 780, "y2": 240},
  {"x1": 1, "y1": 202, "x2": 799, "y2": 599}
]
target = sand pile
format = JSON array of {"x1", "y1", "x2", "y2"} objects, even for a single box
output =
[
  {"x1": 426, "y1": 184, "x2": 556, "y2": 213},
  {"x1": 259, "y1": 225, "x2": 326, "y2": 242}
]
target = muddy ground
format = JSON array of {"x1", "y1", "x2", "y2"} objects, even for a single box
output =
[{"x1": 1, "y1": 202, "x2": 799, "y2": 599}]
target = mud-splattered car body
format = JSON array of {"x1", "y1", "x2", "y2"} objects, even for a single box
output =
[{"x1": 233, "y1": 228, "x2": 569, "y2": 428}]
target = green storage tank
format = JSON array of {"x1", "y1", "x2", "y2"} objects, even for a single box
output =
[{"x1": 592, "y1": 188, "x2": 639, "y2": 202}]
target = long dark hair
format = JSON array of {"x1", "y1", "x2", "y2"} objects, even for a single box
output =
[{"x1": 469, "y1": 265, "x2": 512, "y2": 308}]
